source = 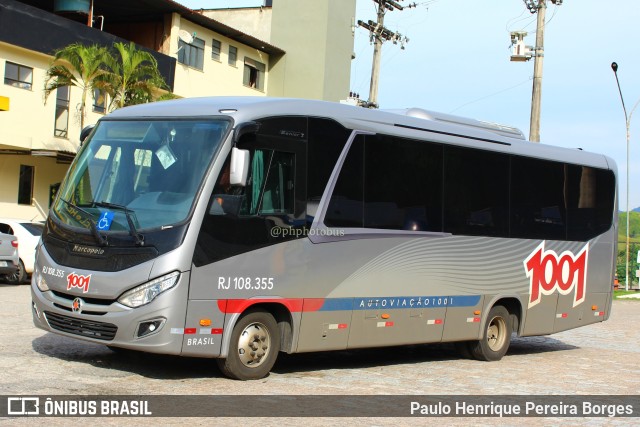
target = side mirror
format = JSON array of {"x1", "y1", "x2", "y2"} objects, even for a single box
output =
[
  {"x1": 230, "y1": 147, "x2": 250, "y2": 186},
  {"x1": 79, "y1": 124, "x2": 95, "y2": 145}
]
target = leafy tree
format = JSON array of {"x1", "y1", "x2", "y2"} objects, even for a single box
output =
[
  {"x1": 100, "y1": 42, "x2": 176, "y2": 110},
  {"x1": 619, "y1": 211, "x2": 640, "y2": 240},
  {"x1": 44, "y1": 43, "x2": 110, "y2": 129},
  {"x1": 617, "y1": 243, "x2": 639, "y2": 286}
]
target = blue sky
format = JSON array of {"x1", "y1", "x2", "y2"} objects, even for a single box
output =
[{"x1": 179, "y1": 0, "x2": 640, "y2": 210}]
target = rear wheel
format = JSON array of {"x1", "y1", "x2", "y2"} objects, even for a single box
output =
[
  {"x1": 469, "y1": 305, "x2": 512, "y2": 361},
  {"x1": 5, "y1": 259, "x2": 27, "y2": 285},
  {"x1": 217, "y1": 310, "x2": 280, "y2": 380}
]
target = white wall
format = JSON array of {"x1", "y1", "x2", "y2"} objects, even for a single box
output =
[{"x1": 0, "y1": 154, "x2": 70, "y2": 221}]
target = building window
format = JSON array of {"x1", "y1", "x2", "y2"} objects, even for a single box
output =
[
  {"x1": 4, "y1": 62, "x2": 33, "y2": 90},
  {"x1": 228, "y1": 46, "x2": 237, "y2": 66},
  {"x1": 93, "y1": 88, "x2": 107, "y2": 114},
  {"x1": 211, "y1": 39, "x2": 221, "y2": 61},
  {"x1": 178, "y1": 37, "x2": 205, "y2": 70},
  {"x1": 243, "y1": 57, "x2": 265, "y2": 91},
  {"x1": 18, "y1": 165, "x2": 34, "y2": 205},
  {"x1": 54, "y1": 86, "x2": 70, "y2": 138}
]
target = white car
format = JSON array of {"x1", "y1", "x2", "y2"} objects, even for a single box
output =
[
  {"x1": 0, "y1": 232, "x2": 19, "y2": 282},
  {"x1": 0, "y1": 219, "x2": 44, "y2": 284}
]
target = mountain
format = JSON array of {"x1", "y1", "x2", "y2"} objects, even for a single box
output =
[{"x1": 634, "y1": 207, "x2": 640, "y2": 213}]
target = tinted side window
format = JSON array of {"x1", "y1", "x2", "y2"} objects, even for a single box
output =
[
  {"x1": 364, "y1": 135, "x2": 443, "y2": 231},
  {"x1": 324, "y1": 135, "x2": 364, "y2": 227},
  {"x1": 323, "y1": 132, "x2": 615, "y2": 242},
  {"x1": 511, "y1": 157, "x2": 567, "y2": 240},
  {"x1": 307, "y1": 118, "x2": 352, "y2": 220},
  {"x1": 325, "y1": 134, "x2": 443, "y2": 231},
  {"x1": 444, "y1": 146, "x2": 509, "y2": 237},
  {"x1": 566, "y1": 166, "x2": 615, "y2": 241}
]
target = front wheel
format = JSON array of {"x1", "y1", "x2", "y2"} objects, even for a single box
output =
[
  {"x1": 468, "y1": 305, "x2": 512, "y2": 361},
  {"x1": 217, "y1": 310, "x2": 280, "y2": 380}
]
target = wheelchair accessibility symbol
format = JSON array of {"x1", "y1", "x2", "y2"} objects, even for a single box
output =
[{"x1": 96, "y1": 211, "x2": 114, "y2": 231}]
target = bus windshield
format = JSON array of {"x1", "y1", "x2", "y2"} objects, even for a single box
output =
[{"x1": 53, "y1": 119, "x2": 231, "y2": 234}]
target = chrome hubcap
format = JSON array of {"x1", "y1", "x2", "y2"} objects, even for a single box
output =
[
  {"x1": 487, "y1": 316, "x2": 506, "y2": 351},
  {"x1": 237, "y1": 322, "x2": 271, "y2": 368}
]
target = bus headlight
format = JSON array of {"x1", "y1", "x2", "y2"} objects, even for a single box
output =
[
  {"x1": 118, "y1": 272, "x2": 180, "y2": 308},
  {"x1": 34, "y1": 267, "x2": 50, "y2": 292}
]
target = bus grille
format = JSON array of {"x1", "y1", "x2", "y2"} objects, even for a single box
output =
[{"x1": 44, "y1": 311, "x2": 117, "y2": 341}]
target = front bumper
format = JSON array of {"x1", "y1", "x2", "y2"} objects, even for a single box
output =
[{"x1": 30, "y1": 271, "x2": 191, "y2": 355}]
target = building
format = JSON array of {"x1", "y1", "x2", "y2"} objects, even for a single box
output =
[
  {"x1": 0, "y1": 0, "x2": 356, "y2": 221},
  {"x1": 201, "y1": 0, "x2": 356, "y2": 102}
]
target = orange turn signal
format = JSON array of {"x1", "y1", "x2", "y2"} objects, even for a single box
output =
[{"x1": 200, "y1": 319, "x2": 212, "y2": 326}]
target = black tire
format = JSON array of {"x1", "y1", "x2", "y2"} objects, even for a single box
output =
[
  {"x1": 217, "y1": 310, "x2": 280, "y2": 380},
  {"x1": 469, "y1": 305, "x2": 512, "y2": 361},
  {"x1": 5, "y1": 259, "x2": 27, "y2": 285},
  {"x1": 454, "y1": 341, "x2": 473, "y2": 359}
]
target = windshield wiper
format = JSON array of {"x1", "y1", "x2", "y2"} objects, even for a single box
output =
[
  {"x1": 93, "y1": 201, "x2": 144, "y2": 246},
  {"x1": 58, "y1": 198, "x2": 108, "y2": 246}
]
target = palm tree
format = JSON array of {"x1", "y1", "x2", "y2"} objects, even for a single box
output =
[
  {"x1": 101, "y1": 42, "x2": 175, "y2": 110},
  {"x1": 44, "y1": 43, "x2": 110, "y2": 129}
]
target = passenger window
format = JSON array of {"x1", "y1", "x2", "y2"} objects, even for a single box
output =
[
  {"x1": 364, "y1": 135, "x2": 443, "y2": 231},
  {"x1": 511, "y1": 157, "x2": 567, "y2": 240},
  {"x1": 324, "y1": 133, "x2": 615, "y2": 242},
  {"x1": 324, "y1": 135, "x2": 364, "y2": 228},
  {"x1": 444, "y1": 146, "x2": 509, "y2": 237},
  {"x1": 566, "y1": 165, "x2": 615, "y2": 241},
  {"x1": 325, "y1": 134, "x2": 444, "y2": 232},
  {"x1": 307, "y1": 118, "x2": 352, "y2": 220}
]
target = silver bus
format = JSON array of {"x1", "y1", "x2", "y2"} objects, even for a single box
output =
[{"x1": 31, "y1": 97, "x2": 617, "y2": 380}]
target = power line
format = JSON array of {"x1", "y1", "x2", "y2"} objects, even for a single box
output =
[
  {"x1": 450, "y1": 78, "x2": 533, "y2": 113},
  {"x1": 356, "y1": 0, "x2": 416, "y2": 108}
]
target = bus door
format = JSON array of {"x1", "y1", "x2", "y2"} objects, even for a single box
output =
[{"x1": 185, "y1": 119, "x2": 307, "y2": 357}]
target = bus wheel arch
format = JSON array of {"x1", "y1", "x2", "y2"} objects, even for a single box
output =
[
  {"x1": 494, "y1": 297, "x2": 522, "y2": 335},
  {"x1": 217, "y1": 303, "x2": 293, "y2": 380}
]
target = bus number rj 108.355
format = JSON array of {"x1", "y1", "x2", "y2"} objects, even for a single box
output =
[{"x1": 217, "y1": 277, "x2": 274, "y2": 291}]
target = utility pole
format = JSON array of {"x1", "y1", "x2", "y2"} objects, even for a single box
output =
[
  {"x1": 358, "y1": 0, "x2": 414, "y2": 108},
  {"x1": 611, "y1": 61, "x2": 640, "y2": 292},
  {"x1": 511, "y1": 0, "x2": 562, "y2": 142},
  {"x1": 529, "y1": 0, "x2": 546, "y2": 142}
]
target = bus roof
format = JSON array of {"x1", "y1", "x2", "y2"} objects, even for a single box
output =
[{"x1": 106, "y1": 97, "x2": 615, "y2": 171}]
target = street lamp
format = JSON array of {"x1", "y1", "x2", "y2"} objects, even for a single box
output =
[{"x1": 611, "y1": 62, "x2": 640, "y2": 291}]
